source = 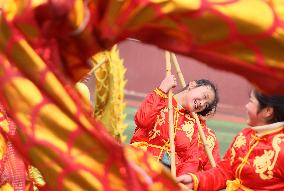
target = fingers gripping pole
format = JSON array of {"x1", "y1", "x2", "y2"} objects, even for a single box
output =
[
  {"x1": 165, "y1": 51, "x2": 177, "y2": 177},
  {"x1": 170, "y1": 53, "x2": 216, "y2": 168}
]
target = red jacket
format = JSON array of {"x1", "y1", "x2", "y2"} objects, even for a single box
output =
[
  {"x1": 131, "y1": 88, "x2": 220, "y2": 176},
  {"x1": 192, "y1": 124, "x2": 284, "y2": 191}
]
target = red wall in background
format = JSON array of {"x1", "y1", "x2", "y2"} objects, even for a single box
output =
[{"x1": 118, "y1": 40, "x2": 251, "y2": 118}]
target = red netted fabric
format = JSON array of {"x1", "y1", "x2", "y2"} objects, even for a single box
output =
[
  {"x1": 1, "y1": 0, "x2": 284, "y2": 190},
  {"x1": 0, "y1": 141, "x2": 26, "y2": 190},
  {"x1": 0, "y1": 104, "x2": 26, "y2": 190}
]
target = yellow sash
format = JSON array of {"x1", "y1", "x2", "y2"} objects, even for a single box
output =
[{"x1": 226, "y1": 179, "x2": 253, "y2": 191}]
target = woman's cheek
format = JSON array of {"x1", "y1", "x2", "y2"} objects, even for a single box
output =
[{"x1": 186, "y1": 103, "x2": 192, "y2": 111}]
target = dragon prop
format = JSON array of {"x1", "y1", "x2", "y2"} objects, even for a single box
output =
[
  {"x1": 1, "y1": 0, "x2": 284, "y2": 190},
  {"x1": 92, "y1": 45, "x2": 127, "y2": 142},
  {"x1": 75, "y1": 45, "x2": 127, "y2": 142}
]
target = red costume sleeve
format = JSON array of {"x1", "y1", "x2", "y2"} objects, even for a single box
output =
[
  {"x1": 134, "y1": 88, "x2": 168, "y2": 130},
  {"x1": 193, "y1": 135, "x2": 237, "y2": 190},
  {"x1": 195, "y1": 158, "x2": 232, "y2": 190},
  {"x1": 130, "y1": 88, "x2": 168, "y2": 143}
]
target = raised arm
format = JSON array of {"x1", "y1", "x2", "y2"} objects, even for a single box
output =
[{"x1": 134, "y1": 75, "x2": 177, "y2": 129}]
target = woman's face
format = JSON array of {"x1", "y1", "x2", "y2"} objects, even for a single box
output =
[
  {"x1": 186, "y1": 86, "x2": 215, "y2": 113},
  {"x1": 245, "y1": 91, "x2": 266, "y2": 126}
]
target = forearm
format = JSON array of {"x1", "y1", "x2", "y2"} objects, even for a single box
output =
[{"x1": 193, "y1": 160, "x2": 233, "y2": 191}]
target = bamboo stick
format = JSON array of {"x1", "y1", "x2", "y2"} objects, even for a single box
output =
[
  {"x1": 192, "y1": 113, "x2": 216, "y2": 167},
  {"x1": 170, "y1": 53, "x2": 186, "y2": 88},
  {"x1": 165, "y1": 51, "x2": 176, "y2": 177},
  {"x1": 170, "y1": 53, "x2": 216, "y2": 168}
]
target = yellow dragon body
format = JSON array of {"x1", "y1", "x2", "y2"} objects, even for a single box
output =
[{"x1": 91, "y1": 45, "x2": 127, "y2": 142}]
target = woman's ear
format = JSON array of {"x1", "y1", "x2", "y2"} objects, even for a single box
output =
[
  {"x1": 188, "y1": 81, "x2": 197, "y2": 90},
  {"x1": 264, "y1": 106, "x2": 274, "y2": 120}
]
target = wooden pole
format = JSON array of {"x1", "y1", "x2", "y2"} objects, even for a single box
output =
[
  {"x1": 191, "y1": 113, "x2": 216, "y2": 167},
  {"x1": 170, "y1": 53, "x2": 216, "y2": 168},
  {"x1": 165, "y1": 51, "x2": 177, "y2": 177},
  {"x1": 170, "y1": 53, "x2": 186, "y2": 88}
]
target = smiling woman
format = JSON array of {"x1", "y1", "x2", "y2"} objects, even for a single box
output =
[
  {"x1": 177, "y1": 89, "x2": 284, "y2": 191},
  {"x1": 174, "y1": 79, "x2": 218, "y2": 116},
  {"x1": 130, "y1": 75, "x2": 220, "y2": 176}
]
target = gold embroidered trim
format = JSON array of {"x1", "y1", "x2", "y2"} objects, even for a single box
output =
[
  {"x1": 131, "y1": 141, "x2": 170, "y2": 160},
  {"x1": 207, "y1": 128, "x2": 216, "y2": 151},
  {"x1": 181, "y1": 121, "x2": 195, "y2": 142},
  {"x1": 154, "y1": 88, "x2": 168, "y2": 98},
  {"x1": 131, "y1": 142, "x2": 148, "y2": 151},
  {"x1": 233, "y1": 133, "x2": 246, "y2": 149},
  {"x1": 253, "y1": 134, "x2": 284, "y2": 180},
  {"x1": 226, "y1": 178, "x2": 253, "y2": 191},
  {"x1": 188, "y1": 173, "x2": 199, "y2": 191},
  {"x1": 149, "y1": 107, "x2": 167, "y2": 140},
  {"x1": 230, "y1": 147, "x2": 236, "y2": 165},
  {"x1": 235, "y1": 139, "x2": 259, "y2": 180}
]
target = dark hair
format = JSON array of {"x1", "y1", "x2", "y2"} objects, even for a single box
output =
[
  {"x1": 180, "y1": 79, "x2": 219, "y2": 117},
  {"x1": 254, "y1": 90, "x2": 284, "y2": 123}
]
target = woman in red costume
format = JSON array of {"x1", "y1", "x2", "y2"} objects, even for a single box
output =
[
  {"x1": 178, "y1": 89, "x2": 284, "y2": 191},
  {"x1": 131, "y1": 75, "x2": 220, "y2": 176}
]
